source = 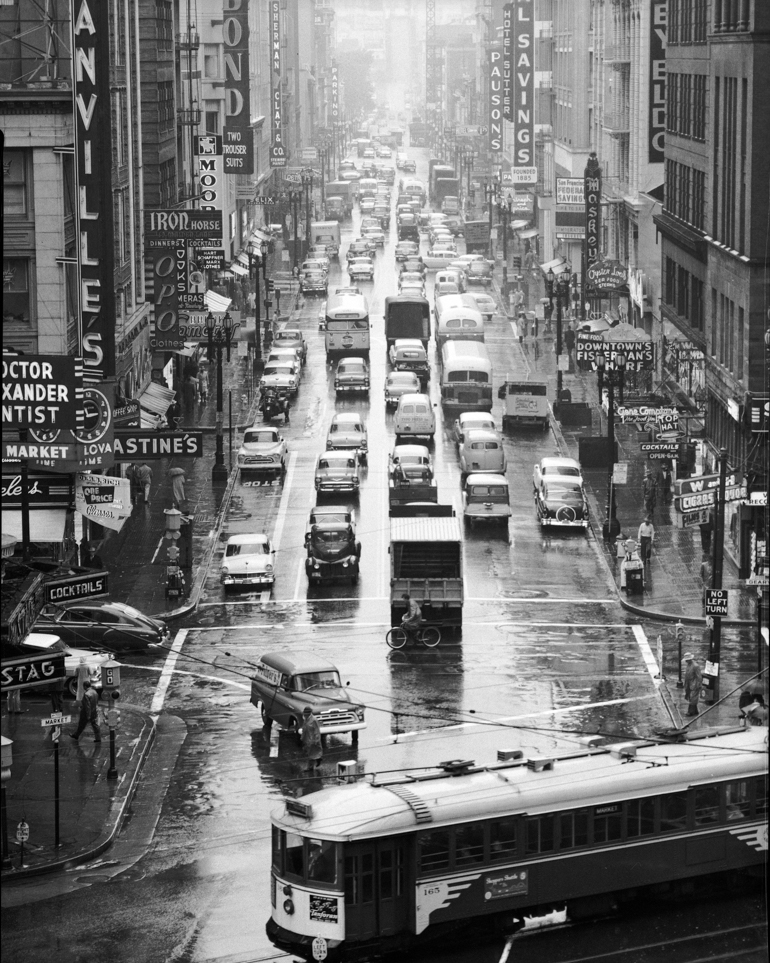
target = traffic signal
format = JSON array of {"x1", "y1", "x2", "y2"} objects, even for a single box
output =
[
  {"x1": 513, "y1": 256, "x2": 522, "y2": 270},
  {"x1": 675, "y1": 621, "x2": 685, "y2": 649},
  {"x1": 108, "y1": 687, "x2": 121, "y2": 702}
]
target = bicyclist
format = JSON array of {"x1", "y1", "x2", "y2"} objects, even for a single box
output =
[{"x1": 401, "y1": 592, "x2": 421, "y2": 640}]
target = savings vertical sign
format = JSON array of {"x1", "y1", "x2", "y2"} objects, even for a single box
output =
[
  {"x1": 512, "y1": 0, "x2": 534, "y2": 170},
  {"x1": 222, "y1": 0, "x2": 253, "y2": 174},
  {"x1": 269, "y1": 0, "x2": 286, "y2": 167},
  {"x1": 72, "y1": 0, "x2": 116, "y2": 380}
]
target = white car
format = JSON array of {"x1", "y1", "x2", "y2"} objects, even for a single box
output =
[
  {"x1": 348, "y1": 257, "x2": 375, "y2": 282},
  {"x1": 466, "y1": 291, "x2": 497, "y2": 321},
  {"x1": 384, "y1": 370, "x2": 420, "y2": 406},
  {"x1": 449, "y1": 254, "x2": 495, "y2": 272},
  {"x1": 260, "y1": 361, "x2": 300, "y2": 395},
  {"x1": 422, "y1": 250, "x2": 459, "y2": 270},
  {"x1": 237, "y1": 426, "x2": 288, "y2": 475},
  {"x1": 459, "y1": 428, "x2": 507, "y2": 480},
  {"x1": 326, "y1": 412, "x2": 368, "y2": 462},
  {"x1": 533, "y1": 456, "x2": 583, "y2": 493},
  {"x1": 301, "y1": 258, "x2": 329, "y2": 276},
  {"x1": 220, "y1": 534, "x2": 276, "y2": 589},
  {"x1": 361, "y1": 225, "x2": 385, "y2": 247},
  {"x1": 453, "y1": 411, "x2": 497, "y2": 445}
]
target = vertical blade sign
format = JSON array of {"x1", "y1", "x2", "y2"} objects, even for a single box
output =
[
  {"x1": 222, "y1": 0, "x2": 253, "y2": 174},
  {"x1": 489, "y1": 47, "x2": 502, "y2": 153},
  {"x1": 512, "y1": 0, "x2": 534, "y2": 167},
  {"x1": 503, "y1": 5, "x2": 512, "y2": 121}
]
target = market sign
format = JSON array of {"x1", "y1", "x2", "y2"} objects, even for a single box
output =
[
  {"x1": 586, "y1": 259, "x2": 627, "y2": 291},
  {"x1": 1, "y1": 355, "x2": 85, "y2": 432},
  {"x1": 1, "y1": 652, "x2": 66, "y2": 693},
  {"x1": 45, "y1": 571, "x2": 109, "y2": 604},
  {"x1": 113, "y1": 430, "x2": 204, "y2": 460}
]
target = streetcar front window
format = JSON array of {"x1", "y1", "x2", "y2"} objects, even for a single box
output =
[
  {"x1": 308, "y1": 838, "x2": 338, "y2": 885},
  {"x1": 285, "y1": 832, "x2": 305, "y2": 878}
]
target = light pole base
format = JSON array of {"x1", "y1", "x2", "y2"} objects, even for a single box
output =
[{"x1": 212, "y1": 463, "x2": 228, "y2": 484}]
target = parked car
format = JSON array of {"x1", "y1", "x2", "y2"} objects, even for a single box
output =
[
  {"x1": 395, "y1": 240, "x2": 419, "y2": 261},
  {"x1": 388, "y1": 444, "x2": 434, "y2": 481},
  {"x1": 237, "y1": 425, "x2": 288, "y2": 475},
  {"x1": 267, "y1": 345, "x2": 303, "y2": 370},
  {"x1": 348, "y1": 257, "x2": 375, "y2": 282},
  {"x1": 273, "y1": 325, "x2": 307, "y2": 363},
  {"x1": 535, "y1": 480, "x2": 589, "y2": 529},
  {"x1": 334, "y1": 356, "x2": 370, "y2": 393},
  {"x1": 326, "y1": 412, "x2": 368, "y2": 462},
  {"x1": 260, "y1": 360, "x2": 300, "y2": 395},
  {"x1": 299, "y1": 270, "x2": 327, "y2": 296},
  {"x1": 250, "y1": 651, "x2": 366, "y2": 739},
  {"x1": 466, "y1": 291, "x2": 497, "y2": 321},
  {"x1": 384, "y1": 370, "x2": 421, "y2": 407},
  {"x1": 220, "y1": 534, "x2": 276, "y2": 589},
  {"x1": 34, "y1": 601, "x2": 169, "y2": 655},
  {"x1": 458, "y1": 427, "x2": 507, "y2": 480},
  {"x1": 465, "y1": 261, "x2": 494, "y2": 286},
  {"x1": 533, "y1": 456, "x2": 583, "y2": 492},
  {"x1": 314, "y1": 450, "x2": 361, "y2": 494},
  {"x1": 5, "y1": 633, "x2": 110, "y2": 698},
  {"x1": 453, "y1": 411, "x2": 497, "y2": 445}
]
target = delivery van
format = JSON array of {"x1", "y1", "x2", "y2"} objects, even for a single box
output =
[{"x1": 394, "y1": 393, "x2": 436, "y2": 442}]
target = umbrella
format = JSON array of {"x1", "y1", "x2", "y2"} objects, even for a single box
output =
[
  {"x1": 578, "y1": 315, "x2": 613, "y2": 334},
  {"x1": 168, "y1": 468, "x2": 186, "y2": 478},
  {"x1": 604, "y1": 321, "x2": 650, "y2": 342}
]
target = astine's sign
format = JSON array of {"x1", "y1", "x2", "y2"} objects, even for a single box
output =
[
  {"x1": 71, "y1": 0, "x2": 116, "y2": 379},
  {"x1": 649, "y1": 2, "x2": 666, "y2": 164},
  {"x1": 222, "y1": 0, "x2": 253, "y2": 174},
  {"x1": 1, "y1": 356, "x2": 84, "y2": 431},
  {"x1": 269, "y1": 0, "x2": 286, "y2": 167},
  {"x1": 511, "y1": 0, "x2": 534, "y2": 168},
  {"x1": 489, "y1": 46, "x2": 503, "y2": 153},
  {"x1": 112, "y1": 430, "x2": 204, "y2": 460}
]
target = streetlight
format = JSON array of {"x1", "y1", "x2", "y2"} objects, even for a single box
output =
[
  {"x1": 301, "y1": 169, "x2": 314, "y2": 261},
  {"x1": 545, "y1": 263, "x2": 572, "y2": 401},
  {"x1": 596, "y1": 350, "x2": 626, "y2": 521},
  {"x1": 248, "y1": 239, "x2": 268, "y2": 372},
  {"x1": 205, "y1": 309, "x2": 237, "y2": 483}
]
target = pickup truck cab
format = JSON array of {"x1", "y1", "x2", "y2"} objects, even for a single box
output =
[
  {"x1": 462, "y1": 472, "x2": 511, "y2": 526},
  {"x1": 306, "y1": 517, "x2": 361, "y2": 585},
  {"x1": 250, "y1": 651, "x2": 366, "y2": 740}
]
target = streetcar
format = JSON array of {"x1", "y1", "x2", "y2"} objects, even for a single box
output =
[{"x1": 266, "y1": 726, "x2": 767, "y2": 961}]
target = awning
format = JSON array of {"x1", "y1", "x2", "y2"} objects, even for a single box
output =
[
  {"x1": 249, "y1": 228, "x2": 272, "y2": 245},
  {"x1": 216, "y1": 271, "x2": 234, "y2": 279},
  {"x1": 2, "y1": 509, "x2": 68, "y2": 543},
  {"x1": 234, "y1": 251, "x2": 250, "y2": 268},
  {"x1": 230, "y1": 263, "x2": 249, "y2": 277},
  {"x1": 519, "y1": 227, "x2": 539, "y2": 239},
  {"x1": 540, "y1": 257, "x2": 568, "y2": 274},
  {"x1": 510, "y1": 219, "x2": 529, "y2": 231},
  {"x1": 205, "y1": 290, "x2": 232, "y2": 312},
  {"x1": 138, "y1": 381, "x2": 176, "y2": 418}
]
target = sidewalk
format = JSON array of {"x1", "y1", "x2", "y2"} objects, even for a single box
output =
[{"x1": 493, "y1": 276, "x2": 757, "y2": 629}]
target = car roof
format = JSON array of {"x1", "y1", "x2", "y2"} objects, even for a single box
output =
[
  {"x1": 387, "y1": 371, "x2": 420, "y2": 382},
  {"x1": 310, "y1": 504, "x2": 351, "y2": 516},
  {"x1": 259, "y1": 651, "x2": 339, "y2": 676},
  {"x1": 464, "y1": 428, "x2": 501, "y2": 440},
  {"x1": 392, "y1": 444, "x2": 430, "y2": 457},
  {"x1": 397, "y1": 393, "x2": 431, "y2": 404},
  {"x1": 393, "y1": 339, "x2": 424, "y2": 348},
  {"x1": 226, "y1": 533, "x2": 269, "y2": 545},
  {"x1": 337, "y1": 356, "x2": 367, "y2": 364},
  {"x1": 540, "y1": 457, "x2": 581, "y2": 469},
  {"x1": 21, "y1": 632, "x2": 64, "y2": 650},
  {"x1": 465, "y1": 472, "x2": 510, "y2": 486},
  {"x1": 331, "y1": 412, "x2": 364, "y2": 423},
  {"x1": 320, "y1": 450, "x2": 356, "y2": 459}
]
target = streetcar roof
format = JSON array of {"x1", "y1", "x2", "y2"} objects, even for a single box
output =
[{"x1": 270, "y1": 727, "x2": 768, "y2": 841}]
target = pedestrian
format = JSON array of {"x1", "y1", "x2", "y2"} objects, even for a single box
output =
[
  {"x1": 699, "y1": 511, "x2": 714, "y2": 553},
  {"x1": 197, "y1": 366, "x2": 209, "y2": 403},
  {"x1": 49, "y1": 637, "x2": 67, "y2": 713},
  {"x1": 743, "y1": 693, "x2": 768, "y2": 727},
  {"x1": 182, "y1": 373, "x2": 198, "y2": 422},
  {"x1": 171, "y1": 469, "x2": 186, "y2": 510},
  {"x1": 682, "y1": 653, "x2": 702, "y2": 717},
  {"x1": 637, "y1": 515, "x2": 655, "y2": 564},
  {"x1": 75, "y1": 657, "x2": 90, "y2": 704},
  {"x1": 69, "y1": 680, "x2": 101, "y2": 743},
  {"x1": 642, "y1": 470, "x2": 658, "y2": 517},
  {"x1": 516, "y1": 311, "x2": 526, "y2": 342},
  {"x1": 127, "y1": 462, "x2": 140, "y2": 506},
  {"x1": 529, "y1": 310, "x2": 538, "y2": 339},
  {"x1": 6, "y1": 687, "x2": 22, "y2": 713},
  {"x1": 301, "y1": 705, "x2": 322, "y2": 771},
  {"x1": 136, "y1": 463, "x2": 152, "y2": 504},
  {"x1": 564, "y1": 325, "x2": 576, "y2": 364},
  {"x1": 660, "y1": 459, "x2": 673, "y2": 502},
  {"x1": 511, "y1": 316, "x2": 521, "y2": 342}
]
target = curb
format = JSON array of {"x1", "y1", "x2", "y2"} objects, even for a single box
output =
[{"x1": 0, "y1": 705, "x2": 157, "y2": 882}]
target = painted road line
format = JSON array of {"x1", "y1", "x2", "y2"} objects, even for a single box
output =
[
  {"x1": 187, "y1": 619, "x2": 635, "y2": 632},
  {"x1": 150, "y1": 535, "x2": 165, "y2": 564},
  {"x1": 197, "y1": 594, "x2": 617, "y2": 608},
  {"x1": 271, "y1": 450, "x2": 298, "y2": 553},
  {"x1": 632, "y1": 623, "x2": 662, "y2": 685},
  {"x1": 150, "y1": 628, "x2": 188, "y2": 715}
]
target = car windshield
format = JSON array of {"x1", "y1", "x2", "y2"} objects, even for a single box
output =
[
  {"x1": 389, "y1": 374, "x2": 418, "y2": 385},
  {"x1": 320, "y1": 457, "x2": 355, "y2": 469},
  {"x1": 330, "y1": 422, "x2": 362, "y2": 433},
  {"x1": 226, "y1": 541, "x2": 269, "y2": 556},
  {"x1": 338, "y1": 364, "x2": 365, "y2": 374},
  {"x1": 264, "y1": 365, "x2": 293, "y2": 376},
  {"x1": 293, "y1": 670, "x2": 341, "y2": 690},
  {"x1": 244, "y1": 430, "x2": 278, "y2": 444},
  {"x1": 545, "y1": 466, "x2": 581, "y2": 477},
  {"x1": 469, "y1": 485, "x2": 508, "y2": 497}
]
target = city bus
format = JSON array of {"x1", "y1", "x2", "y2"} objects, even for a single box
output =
[
  {"x1": 435, "y1": 294, "x2": 486, "y2": 351},
  {"x1": 325, "y1": 291, "x2": 370, "y2": 359},
  {"x1": 439, "y1": 340, "x2": 493, "y2": 411}
]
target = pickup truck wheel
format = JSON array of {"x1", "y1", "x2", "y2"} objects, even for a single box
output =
[
  {"x1": 352, "y1": 729, "x2": 359, "y2": 745},
  {"x1": 260, "y1": 704, "x2": 273, "y2": 727},
  {"x1": 66, "y1": 677, "x2": 78, "y2": 698}
]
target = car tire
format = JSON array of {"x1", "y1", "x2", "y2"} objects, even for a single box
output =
[
  {"x1": 260, "y1": 703, "x2": 273, "y2": 726},
  {"x1": 66, "y1": 676, "x2": 78, "y2": 698}
]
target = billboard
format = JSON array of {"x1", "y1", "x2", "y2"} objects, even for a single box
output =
[
  {"x1": 1, "y1": 355, "x2": 84, "y2": 432},
  {"x1": 512, "y1": 0, "x2": 534, "y2": 168},
  {"x1": 222, "y1": 0, "x2": 253, "y2": 173}
]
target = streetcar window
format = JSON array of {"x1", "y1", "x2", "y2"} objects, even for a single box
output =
[
  {"x1": 344, "y1": 851, "x2": 375, "y2": 904},
  {"x1": 455, "y1": 823, "x2": 484, "y2": 866},
  {"x1": 526, "y1": 815, "x2": 554, "y2": 854},
  {"x1": 285, "y1": 832, "x2": 305, "y2": 878},
  {"x1": 694, "y1": 786, "x2": 720, "y2": 825},
  {"x1": 659, "y1": 791, "x2": 688, "y2": 832},
  {"x1": 558, "y1": 809, "x2": 588, "y2": 849},
  {"x1": 418, "y1": 829, "x2": 450, "y2": 873},
  {"x1": 379, "y1": 846, "x2": 404, "y2": 900},
  {"x1": 489, "y1": 816, "x2": 517, "y2": 861},
  {"x1": 754, "y1": 776, "x2": 767, "y2": 818},
  {"x1": 272, "y1": 826, "x2": 281, "y2": 870},
  {"x1": 593, "y1": 803, "x2": 623, "y2": 843},
  {"x1": 308, "y1": 838, "x2": 337, "y2": 885},
  {"x1": 725, "y1": 781, "x2": 751, "y2": 821},
  {"x1": 627, "y1": 798, "x2": 655, "y2": 837}
]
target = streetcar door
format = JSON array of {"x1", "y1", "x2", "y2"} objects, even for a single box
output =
[{"x1": 344, "y1": 839, "x2": 408, "y2": 940}]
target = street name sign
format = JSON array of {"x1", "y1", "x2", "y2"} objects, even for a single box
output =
[{"x1": 705, "y1": 589, "x2": 728, "y2": 617}]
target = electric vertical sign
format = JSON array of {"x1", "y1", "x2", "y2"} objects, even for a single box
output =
[
  {"x1": 489, "y1": 46, "x2": 503, "y2": 153},
  {"x1": 331, "y1": 60, "x2": 339, "y2": 120},
  {"x1": 269, "y1": 0, "x2": 286, "y2": 167},
  {"x1": 222, "y1": 0, "x2": 253, "y2": 174},
  {"x1": 649, "y1": 1, "x2": 666, "y2": 163},
  {"x1": 71, "y1": 0, "x2": 116, "y2": 379},
  {"x1": 584, "y1": 152, "x2": 602, "y2": 275},
  {"x1": 512, "y1": 0, "x2": 534, "y2": 169},
  {"x1": 503, "y1": 4, "x2": 512, "y2": 121}
]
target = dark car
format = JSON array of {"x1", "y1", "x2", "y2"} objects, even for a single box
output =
[
  {"x1": 401, "y1": 257, "x2": 426, "y2": 277},
  {"x1": 35, "y1": 601, "x2": 170, "y2": 654},
  {"x1": 395, "y1": 240, "x2": 419, "y2": 262},
  {"x1": 465, "y1": 261, "x2": 494, "y2": 286},
  {"x1": 535, "y1": 480, "x2": 589, "y2": 530}
]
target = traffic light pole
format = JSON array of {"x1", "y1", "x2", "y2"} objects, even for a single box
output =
[{"x1": 704, "y1": 448, "x2": 728, "y2": 703}]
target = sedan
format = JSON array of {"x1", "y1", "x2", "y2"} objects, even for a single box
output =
[
  {"x1": 533, "y1": 456, "x2": 583, "y2": 492},
  {"x1": 395, "y1": 241, "x2": 419, "y2": 261},
  {"x1": 388, "y1": 444, "x2": 434, "y2": 480},
  {"x1": 348, "y1": 257, "x2": 375, "y2": 282},
  {"x1": 361, "y1": 225, "x2": 385, "y2": 247},
  {"x1": 465, "y1": 261, "x2": 494, "y2": 285},
  {"x1": 299, "y1": 270, "x2": 327, "y2": 296},
  {"x1": 400, "y1": 257, "x2": 426, "y2": 277},
  {"x1": 384, "y1": 371, "x2": 420, "y2": 406},
  {"x1": 377, "y1": 146, "x2": 392, "y2": 157},
  {"x1": 423, "y1": 250, "x2": 459, "y2": 270},
  {"x1": 399, "y1": 281, "x2": 425, "y2": 299},
  {"x1": 326, "y1": 412, "x2": 368, "y2": 461},
  {"x1": 354, "y1": 236, "x2": 378, "y2": 255},
  {"x1": 220, "y1": 534, "x2": 276, "y2": 589},
  {"x1": 453, "y1": 411, "x2": 497, "y2": 445},
  {"x1": 450, "y1": 254, "x2": 495, "y2": 270},
  {"x1": 35, "y1": 601, "x2": 170, "y2": 654},
  {"x1": 347, "y1": 241, "x2": 372, "y2": 261},
  {"x1": 535, "y1": 480, "x2": 589, "y2": 529},
  {"x1": 466, "y1": 291, "x2": 497, "y2": 321},
  {"x1": 260, "y1": 361, "x2": 300, "y2": 395},
  {"x1": 237, "y1": 425, "x2": 288, "y2": 475},
  {"x1": 301, "y1": 258, "x2": 329, "y2": 276},
  {"x1": 402, "y1": 159, "x2": 417, "y2": 173},
  {"x1": 360, "y1": 196, "x2": 376, "y2": 214}
]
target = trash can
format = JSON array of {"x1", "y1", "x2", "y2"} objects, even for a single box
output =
[{"x1": 626, "y1": 566, "x2": 644, "y2": 595}]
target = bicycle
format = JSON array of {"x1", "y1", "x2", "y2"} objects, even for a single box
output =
[{"x1": 386, "y1": 622, "x2": 441, "y2": 649}]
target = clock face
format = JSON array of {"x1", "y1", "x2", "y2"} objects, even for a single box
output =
[{"x1": 28, "y1": 387, "x2": 112, "y2": 445}]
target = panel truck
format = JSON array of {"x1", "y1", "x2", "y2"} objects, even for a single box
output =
[
  {"x1": 384, "y1": 295, "x2": 431, "y2": 353},
  {"x1": 464, "y1": 218, "x2": 491, "y2": 254},
  {"x1": 325, "y1": 181, "x2": 354, "y2": 219},
  {"x1": 389, "y1": 505, "x2": 464, "y2": 628},
  {"x1": 429, "y1": 165, "x2": 456, "y2": 204},
  {"x1": 310, "y1": 220, "x2": 340, "y2": 258}
]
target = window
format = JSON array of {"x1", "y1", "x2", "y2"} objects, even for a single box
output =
[
  {"x1": 455, "y1": 823, "x2": 484, "y2": 866},
  {"x1": 490, "y1": 816, "x2": 517, "y2": 861},
  {"x1": 593, "y1": 803, "x2": 623, "y2": 843},
  {"x1": 526, "y1": 815, "x2": 554, "y2": 855},
  {"x1": 665, "y1": 257, "x2": 677, "y2": 307},
  {"x1": 159, "y1": 82, "x2": 174, "y2": 132},
  {"x1": 692, "y1": 169, "x2": 706, "y2": 231},
  {"x1": 157, "y1": 0, "x2": 173, "y2": 51},
  {"x1": 2, "y1": 258, "x2": 31, "y2": 323},
  {"x1": 159, "y1": 158, "x2": 176, "y2": 208},
  {"x1": 3, "y1": 149, "x2": 28, "y2": 217},
  {"x1": 307, "y1": 838, "x2": 337, "y2": 885},
  {"x1": 379, "y1": 847, "x2": 404, "y2": 900},
  {"x1": 205, "y1": 109, "x2": 220, "y2": 135},
  {"x1": 736, "y1": 307, "x2": 744, "y2": 379},
  {"x1": 559, "y1": 808, "x2": 588, "y2": 849},
  {"x1": 754, "y1": 776, "x2": 766, "y2": 818},
  {"x1": 660, "y1": 792, "x2": 688, "y2": 832},
  {"x1": 627, "y1": 798, "x2": 655, "y2": 837},
  {"x1": 691, "y1": 277, "x2": 705, "y2": 331},
  {"x1": 694, "y1": 786, "x2": 720, "y2": 825},
  {"x1": 694, "y1": 0, "x2": 708, "y2": 41},
  {"x1": 204, "y1": 44, "x2": 220, "y2": 79},
  {"x1": 284, "y1": 832, "x2": 304, "y2": 878},
  {"x1": 114, "y1": 191, "x2": 124, "y2": 264},
  {"x1": 344, "y1": 851, "x2": 374, "y2": 903},
  {"x1": 677, "y1": 266, "x2": 690, "y2": 319},
  {"x1": 419, "y1": 829, "x2": 450, "y2": 873},
  {"x1": 693, "y1": 75, "x2": 707, "y2": 141},
  {"x1": 725, "y1": 780, "x2": 750, "y2": 821}
]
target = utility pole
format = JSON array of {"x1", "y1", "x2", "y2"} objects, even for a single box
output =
[{"x1": 704, "y1": 448, "x2": 729, "y2": 703}]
